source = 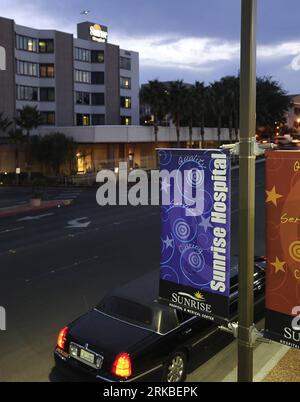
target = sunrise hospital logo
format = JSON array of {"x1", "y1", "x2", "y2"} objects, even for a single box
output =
[{"x1": 90, "y1": 24, "x2": 108, "y2": 42}]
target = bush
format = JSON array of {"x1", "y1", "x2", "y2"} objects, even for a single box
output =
[{"x1": 31, "y1": 177, "x2": 47, "y2": 199}]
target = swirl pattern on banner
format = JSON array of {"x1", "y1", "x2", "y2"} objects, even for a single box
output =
[{"x1": 159, "y1": 149, "x2": 231, "y2": 296}]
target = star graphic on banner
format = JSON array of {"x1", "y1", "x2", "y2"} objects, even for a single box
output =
[
  {"x1": 266, "y1": 186, "x2": 283, "y2": 207},
  {"x1": 270, "y1": 257, "x2": 286, "y2": 273},
  {"x1": 163, "y1": 235, "x2": 174, "y2": 249},
  {"x1": 161, "y1": 179, "x2": 171, "y2": 193},
  {"x1": 199, "y1": 216, "x2": 213, "y2": 232}
]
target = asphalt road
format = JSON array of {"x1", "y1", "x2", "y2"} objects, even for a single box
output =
[{"x1": 0, "y1": 161, "x2": 266, "y2": 381}]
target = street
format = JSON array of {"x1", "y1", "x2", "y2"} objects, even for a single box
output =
[{"x1": 0, "y1": 161, "x2": 266, "y2": 381}]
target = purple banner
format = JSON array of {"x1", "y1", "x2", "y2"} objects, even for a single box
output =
[{"x1": 159, "y1": 149, "x2": 231, "y2": 321}]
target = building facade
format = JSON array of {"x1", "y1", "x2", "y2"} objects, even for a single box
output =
[{"x1": 0, "y1": 17, "x2": 139, "y2": 128}]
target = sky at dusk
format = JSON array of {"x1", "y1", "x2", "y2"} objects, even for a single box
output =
[{"x1": 1, "y1": 0, "x2": 300, "y2": 93}]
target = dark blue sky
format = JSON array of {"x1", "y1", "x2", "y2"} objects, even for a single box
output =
[{"x1": 2, "y1": 0, "x2": 300, "y2": 93}]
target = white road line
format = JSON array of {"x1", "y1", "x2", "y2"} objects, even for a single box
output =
[
  {"x1": 25, "y1": 255, "x2": 99, "y2": 282},
  {"x1": 0, "y1": 226, "x2": 24, "y2": 234},
  {"x1": 17, "y1": 213, "x2": 54, "y2": 222}
]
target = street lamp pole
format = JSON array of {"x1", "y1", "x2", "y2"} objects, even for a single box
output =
[{"x1": 238, "y1": 0, "x2": 257, "y2": 382}]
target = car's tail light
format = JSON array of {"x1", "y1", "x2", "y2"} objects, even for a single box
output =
[
  {"x1": 112, "y1": 352, "x2": 132, "y2": 377},
  {"x1": 57, "y1": 326, "x2": 68, "y2": 350}
]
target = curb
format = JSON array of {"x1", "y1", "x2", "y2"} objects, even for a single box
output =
[{"x1": 0, "y1": 199, "x2": 72, "y2": 219}]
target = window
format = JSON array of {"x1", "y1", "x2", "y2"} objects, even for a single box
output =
[
  {"x1": 74, "y1": 69, "x2": 91, "y2": 83},
  {"x1": 40, "y1": 64, "x2": 55, "y2": 78},
  {"x1": 16, "y1": 35, "x2": 38, "y2": 52},
  {"x1": 120, "y1": 56, "x2": 131, "y2": 70},
  {"x1": 16, "y1": 85, "x2": 38, "y2": 101},
  {"x1": 120, "y1": 76, "x2": 131, "y2": 89},
  {"x1": 38, "y1": 39, "x2": 54, "y2": 53},
  {"x1": 76, "y1": 92, "x2": 90, "y2": 105},
  {"x1": 121, "y1": 96, "x2": 131, "y2": 109},
  {"x1": 40, "y1": 87, "x2": 55, "y2": 102},
  {"x1": 91, "y1": 93, "x2": 105, "y2": 105},
  {"x1": 91, "y1": 71, "x2": 104, "y2": 85},
  {"x1": 121, "y1": 116, "x2": 131, "y2": 126},
  {"x1": 91, "y1": 50, "x2": 104, "y2": 63},
  {"x1": 92, "y1": 114, "x2": 105, "y2": 125},
  {"x1": 76, "y1": 114, "x2": 90, "y2": 126},
  {"x1": 97, "y1": 296, "x2": 153, "y2": 329},
  {"x1": 16, "y1": 60, "x2": 38, "y2": 77},
  {"x1": 74, "y1": 47, "x2": 91, "y2": 62},
  {"x1": 295, "y1": 107, "x2": 300, "y2": 116},
  {"x1": 40, "y1": 111, "x2": 55, "y2": 125}
]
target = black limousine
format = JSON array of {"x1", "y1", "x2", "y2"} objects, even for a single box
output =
[{"x1": 54, "y1": 257, "x2": 266, "y2": 382}]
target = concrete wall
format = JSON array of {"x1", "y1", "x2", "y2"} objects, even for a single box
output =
[
  {"x1": 0, "y1": 17, "x2": 16, "y2": 128},
  {"x1": 55, "y1": 31, "x2": 74, "y2": 126},
  {"x1": 105, "y1": 44, "x2": 120, "y2": 125},
  {"x1": 38, "y1": 125, "x2": 232, "y2": 144}
]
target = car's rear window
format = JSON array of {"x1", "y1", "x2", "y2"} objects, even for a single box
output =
[{"x1": 97, "y1": 296, "x2": 154, "y2": 329}]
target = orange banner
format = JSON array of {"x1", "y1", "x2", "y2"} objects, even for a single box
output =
[{"x1": 265, "y1": 151, "x2": 300, "y2": 349}]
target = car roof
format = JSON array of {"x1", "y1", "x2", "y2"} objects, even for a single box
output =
[
  {"x1": 109, "y1": 257, "x2": 242, "y2": 308},
  {"x1": 110, "y1": 270, "x2": 160, "y2": 307}
]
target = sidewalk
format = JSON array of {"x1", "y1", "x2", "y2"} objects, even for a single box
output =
[
  {"x1": 0, "y1": 199, "x2": 72, "y2": 218},
  {"x1": 187, "y1": 327, "x2": 300, "y2": 382},
  {"x1": 263, "y1": 348, "x2": 300, "y2": 382}
]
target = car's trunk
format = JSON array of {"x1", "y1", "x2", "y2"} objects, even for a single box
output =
[{"x1": 67, "y1": 309, "x2": 157, "y2": 373}]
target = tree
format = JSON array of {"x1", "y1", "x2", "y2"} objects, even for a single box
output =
[
  {"x1": 15, "y1": 105, "x2": 42, "y2": 181},
  {"x1": 194, "y1": 82, "x2": 207, "y2": 148},
  {"x1": 208, "y1": 81, "x2": 226, "y2": 145},
  {"x1": 256, "y1": 76, "x2": 291, "y2": 140},
  {"x1": 184, "y1": 82, "x2": 208, "y2": 148},
  {"x1": 33, "y1": 132, "x2": 76, "y2": 176},
  {"x1": 185, "y1": 85, "x2": 197, "y2": 147},
  {"x1": 8, "y1": 129, "x2": 25, "y2": 182},
  {"x1": 220, "y1": 76, "x2": 240, "y2": 142},
  {"x1": 168, "y1": 80, "x2": 188, "y2": 147},
  {"x1": 140, "y1": 80, "x2": 168, "y2": 164},
  {"x1": 0, "y1": 112, "x2": 12, "y2": 135}
]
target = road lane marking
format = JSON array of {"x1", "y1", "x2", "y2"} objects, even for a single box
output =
[
  {"x1": 17, "y1": 213, "x2": 54, "y2": 222},
  {"x1": 66, "y1": 217, "x2": 91, "y2": 228},
  {"x1": 0, "y1": 226, "x2": 24, "y2": 234},
  {"x1": 24, "y1": 255, "x2": 99, "y2": 282}
]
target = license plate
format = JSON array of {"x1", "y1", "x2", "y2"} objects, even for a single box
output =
[{"x1": 80, "y1": 349, "x2": 95, "y2": 364}]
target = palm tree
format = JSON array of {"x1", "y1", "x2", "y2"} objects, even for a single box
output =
[
  {"x1": 168, "y1": 80, "x2": 188, "y2": 147},
  {"x1": 220, "y1": 76, "x2": 240, "y2": 143},
  {"x1": 140, "y1": 80, "x2": 168, "y2": 165},
  {"x1": 208, "y1": 81, "x2": 226, "y2": 145},
  {"x1": 8, "y1": 128, "x2": 25, "y2": 184},
  {"x1": 33, "y1": 132, "x2": 76, "y2": 176},
  {"x1": 194, "y1": 82, "x2": 207, "y2": 148},
  {"x1": 15, "y1": 105, "x2": 42, "y2": 181},
  {"x1": 185, "y1": 86, "x2": 196, "y2": 148}
]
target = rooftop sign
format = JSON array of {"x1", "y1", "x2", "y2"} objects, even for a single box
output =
[{"x1": 90, "y1": 24, "x2": 108, "y2": 43}]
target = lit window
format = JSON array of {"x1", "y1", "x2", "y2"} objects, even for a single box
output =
[
  {"x1": 83, "y1": 115, "x2": 90, "y2": 126},
  {"x1": 121, "y1": 96, "x2": 131, "y2": 109},
  {"x1": 120, "y1": 77, "x2": 131, "y2": 89},
  {"x1": 121, "y1": 116, "x2": 131, "y2": 126}
]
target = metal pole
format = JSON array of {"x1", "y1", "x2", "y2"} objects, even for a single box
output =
[{"x1": 238, "y1": 0, "x2": 257, "y2": 382}]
